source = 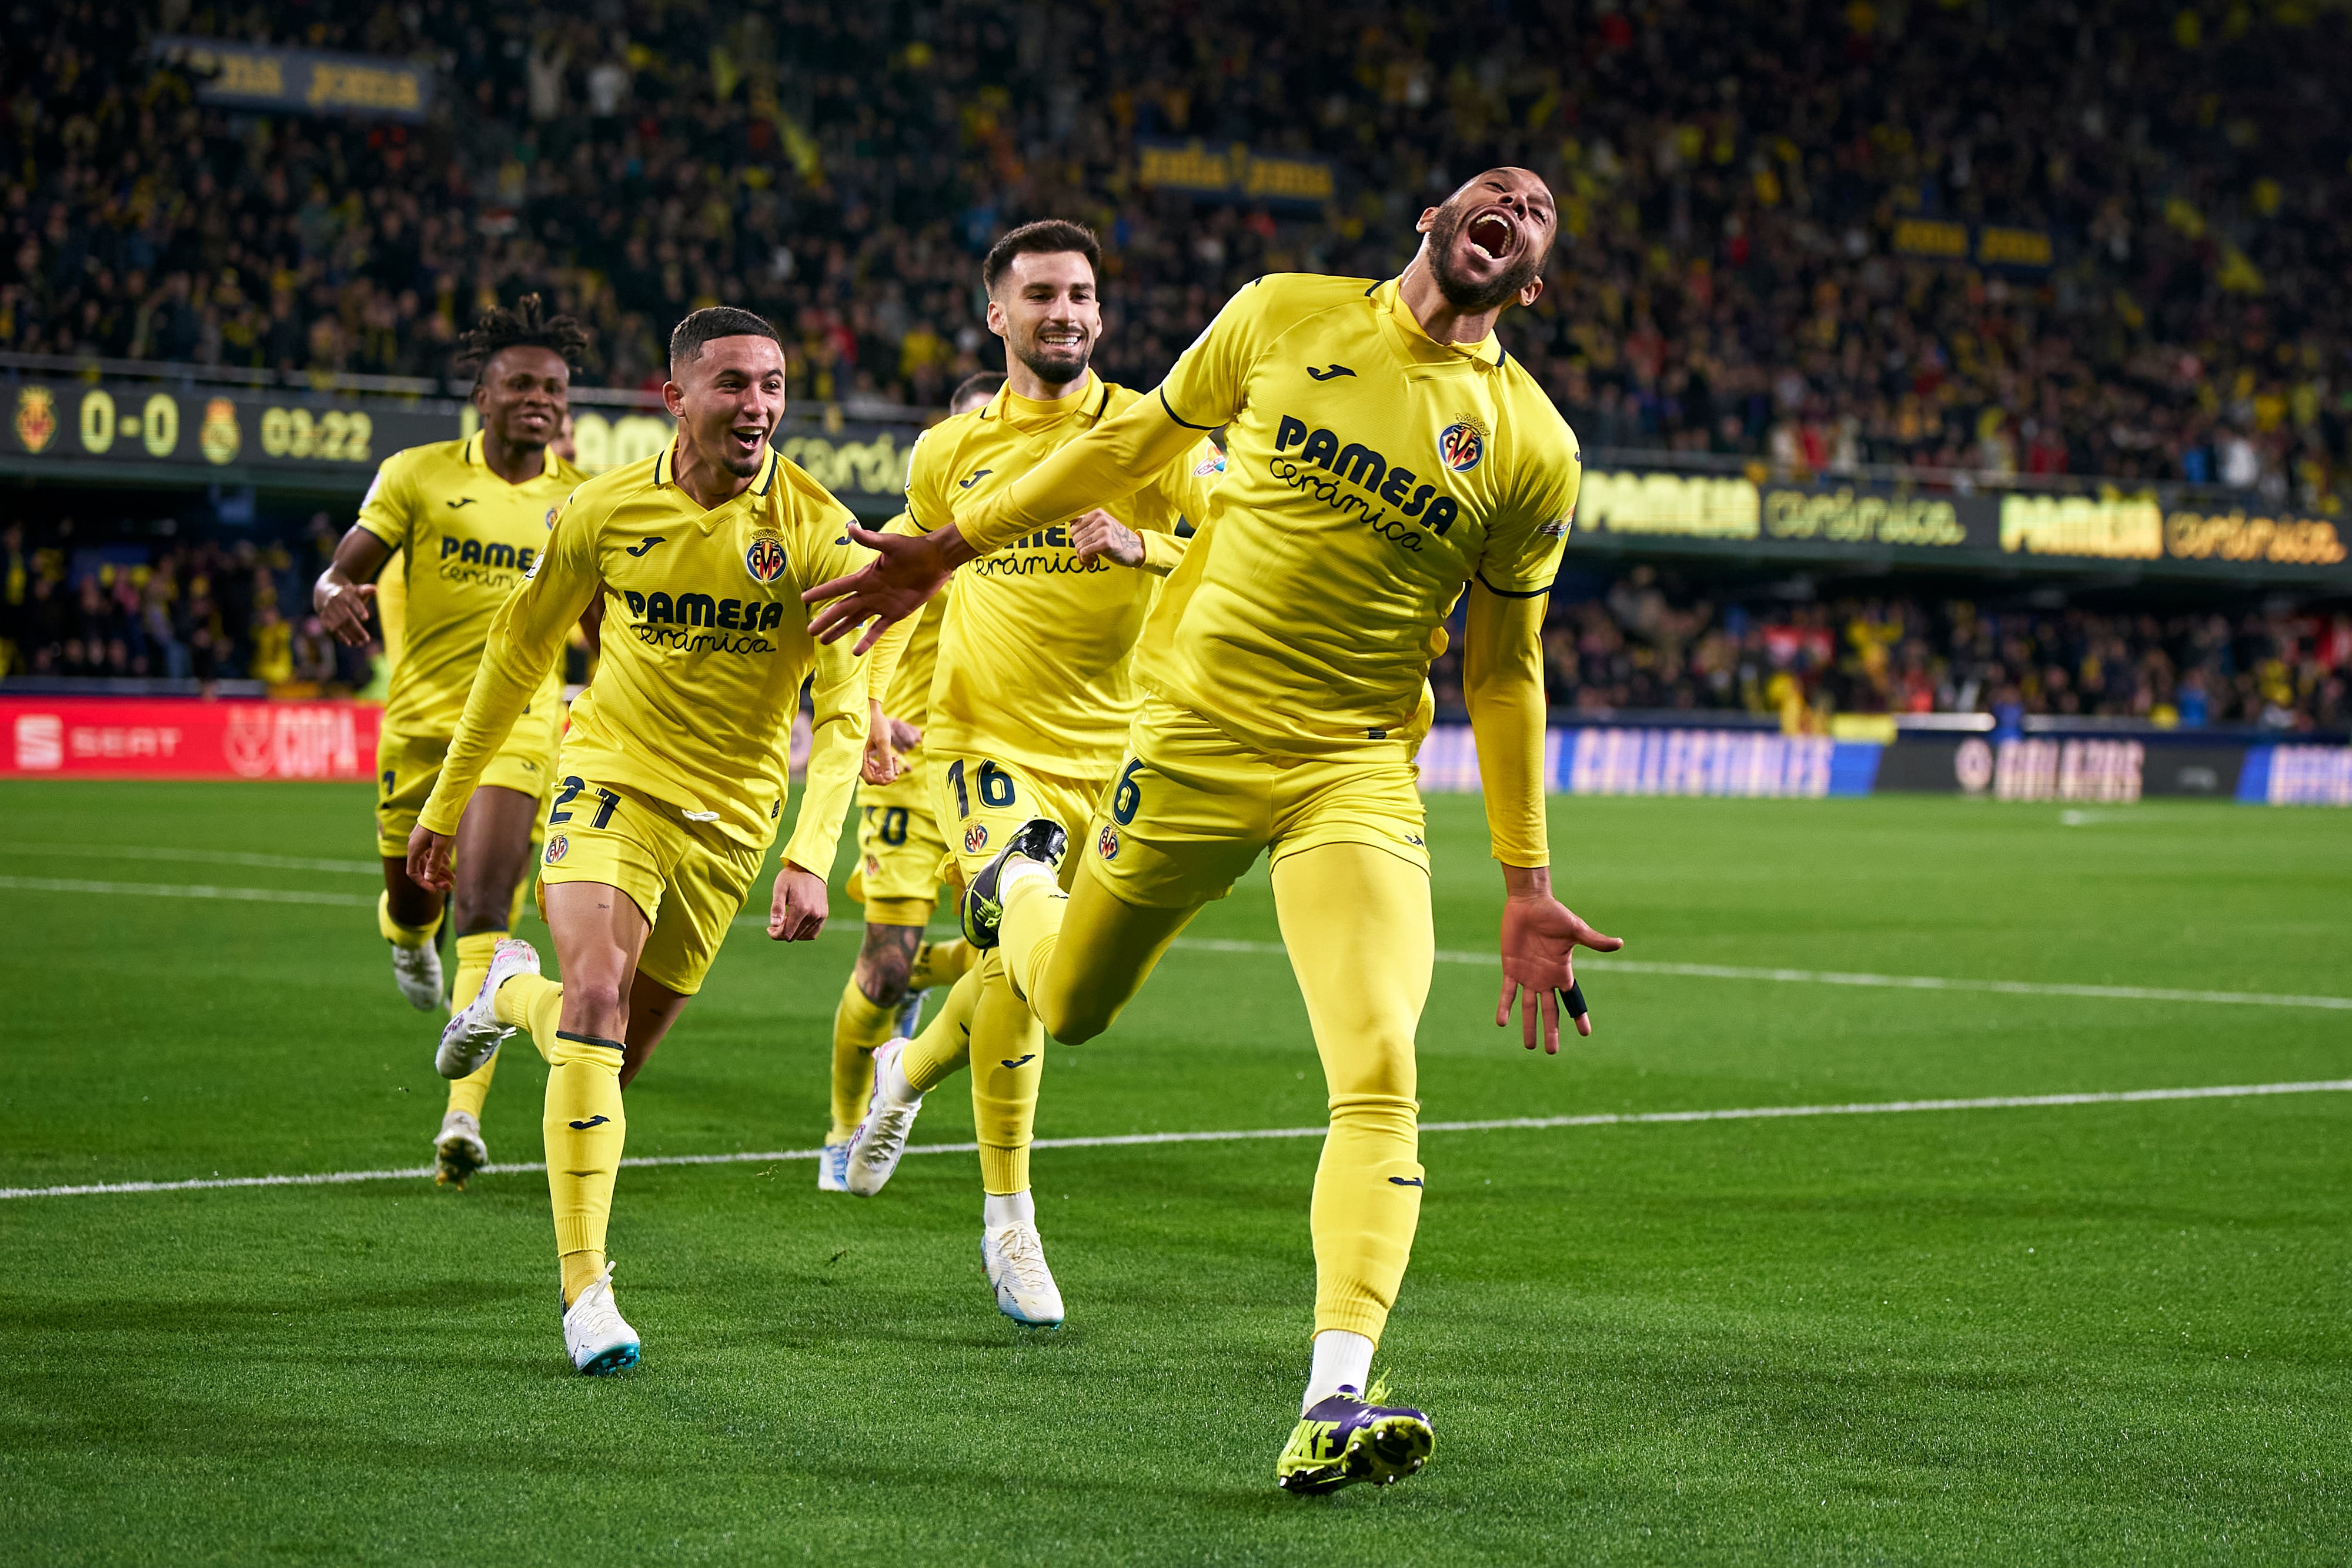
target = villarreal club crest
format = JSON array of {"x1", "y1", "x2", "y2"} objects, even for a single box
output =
[
  {"x1": 1436, "y1": 420, "x2": 1485, "y2": 473},
  {"x1": 744, "y1": 533, "x2": 788, "y2": 584}
]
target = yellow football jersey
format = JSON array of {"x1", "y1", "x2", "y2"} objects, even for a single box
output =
[
  {"x1": 353, "y1": 432, "x2": 585, "y2": 735},
  {"x1": 418, "y1": 443, "x2": 878, "y2": 873},
  {"x1": 873, "y1": 514, "x2": 948, "y2": 736},
  {"x1": 906, "y1": 376, "x2": 1217, "y2": 777},
  {"x1": 969, "y1": 275, "x2": 1579, "y2": 760}
]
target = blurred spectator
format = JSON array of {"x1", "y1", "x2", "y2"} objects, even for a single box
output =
[{"x1": 6, "y1": 1, "x2": 2352, "y2": 503}]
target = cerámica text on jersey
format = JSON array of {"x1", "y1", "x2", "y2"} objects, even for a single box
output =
[{"x1": 1271, "y1": 415, "x2": 1459, "y2": 536}]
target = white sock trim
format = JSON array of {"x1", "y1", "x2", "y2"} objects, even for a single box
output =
[
  {"x1": 1304, "y1": 1329, "x2": 1376, "y2": 1414},
  {"x1": 983, "y1": 1189, "x2": 1035, "y2": 1228}
]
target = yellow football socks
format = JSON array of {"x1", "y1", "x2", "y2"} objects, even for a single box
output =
[
  {"x1": 898, "y1": 953, "x2": 1042, "y2": 1196},
  {"x1": 377, "y1": 890, "x2": 442, "y2": 949},
  {"x1": 1271, "y1": 844, "x2": 1434, "y2": 1345},
  {"x1": 544, "y1": 1028, "x2": 625, "y2": 1305},
  {"x1": 828, "y1": 977, "x2": 899, "y2": 1143},
  {"x1": 908, "y1": 936, "x2": 975, "y2": 993},
  {"x1": 494, "y1": 971, "x2": 566, "y2": 1056},
  {"x1": 900, "y1": 966, "x2": 982, "y2": 1092},
  {"x1": 442, "y1": 932, "x2": 505, "y2": 1118}
]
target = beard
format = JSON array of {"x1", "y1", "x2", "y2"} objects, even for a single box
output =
[
  {"x1": 1011, "y1": 330, "x2": 1091, "y2": 387},
  {"x1": 1425, "y1": 203, "x2": 1544, "y2": 313}
]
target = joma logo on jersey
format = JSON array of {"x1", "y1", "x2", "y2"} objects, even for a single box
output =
[
  {"x1": 617, "y1": 589, "x2": 788, "y2": 631},
  {"x1": 437, "y1": 537, "x2": 536, "y2": 571},
  {"x1": 744, "y1": 535, "x2": 788, "y2": 583},
  {"x1": 1272, "y1": 416, "x2": 1459, "y2": 536}
]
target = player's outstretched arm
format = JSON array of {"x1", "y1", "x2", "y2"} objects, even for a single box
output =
[
  {"x1": 1462, "y1": 580, "x2": 1621, "y2": 1051},
  {"x1": 407, "y1": 511, "x2": 600, "y2": 889},
  {"x1": 803, "y1": 393, "x2": 1204, "y2": 646},
  {"x1": 313, "y1": 526, "x2": 393, "y2": 646}
]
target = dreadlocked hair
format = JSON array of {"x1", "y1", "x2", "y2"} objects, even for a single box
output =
[{"x1": 453, "y1": 293, "x2": 590, "y2": 386}]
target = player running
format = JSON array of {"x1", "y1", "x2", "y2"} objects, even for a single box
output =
[
  {"x1": 817, "y1": 372, "x2": 1003, "y2": 1193},
  {"x1": 806, "y1": 169, "x2": 1622, "y2": 1492},
  {"x1": 833, "y1": 222, "x2": 1219, "y2": 1330},
  {"x1": 410, "y1": 306, "x2": 897, "y2": 1375},
  {"x1": 312, "y1": 296, "x2": 591, "y2": 1189}
]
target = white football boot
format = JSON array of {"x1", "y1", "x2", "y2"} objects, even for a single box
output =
[
  {"x1": 843, "y1": 1037, "x2": 924, "y2": 1196},
  {"x1": 436, "y1": 937, "x2": 540, "y2": 1079},
  {"x1": 391, "y1": 939, "x2": 443, "y2": 1011},
  {"x1": 981, "y1": 1219, "x2": 1065, "y2": 1328},
  {"x1": 817, "y1": 1140, "x2": 851, "y2": 1193},
  {"x1": 562, "y1": 1262, "x2": 640, "y2": 1376},
  {"x1": 433, "y1": 1108, "x2": 488, "y2": 1189}
]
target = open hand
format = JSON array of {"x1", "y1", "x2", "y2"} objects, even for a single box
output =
[
  {"x1": 1496, "y1": 889, "x2": 1622, "y2": 1054},
  {"x1": 803, "y1": 524, "x2": 952, "y2": 651}
]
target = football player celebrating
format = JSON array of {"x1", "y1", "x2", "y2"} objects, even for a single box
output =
[
  {"x1": 833, "y1": 223, "x2": 1218, "y2": 1332},
  {"x1": 817, "y1": 372, "x2": 1003, "y2": 1193},
  {"x1": 312, "y1": 296, "x2": 590, "y2": 1189},
  {"x1": 804, "y1": 170, "x2": 1621, "y2": 1492},
  {"x1": 410, "y1": 307, "x2": 898, "y2": 1375}
]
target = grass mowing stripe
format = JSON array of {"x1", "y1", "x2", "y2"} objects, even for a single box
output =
[
  {"x1": 1170, "y1": 936, "x2": 2352, "y2": 1011},
  {"x1": 10, "y1": 873, "x2": 2346, "y2": 1015},
  {"x1": 10, "y1": 1077, "x2": 2347, "y2": 1202},
  {"x1": 0, "y1": 874, "x2": 375, "y2": 907},
  {"x1": 0, "y1": 842, "x2": 384, "y2": 874}
]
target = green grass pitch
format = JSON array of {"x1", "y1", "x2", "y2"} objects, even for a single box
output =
[{"x1": 2, "y1": 781, "x2": 2347, "y2": 1563}]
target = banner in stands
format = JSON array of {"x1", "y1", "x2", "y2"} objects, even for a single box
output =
[
  {"x1": 1135, "y1": 140, "x2": 1337, "y2": 208},
  {"x1": 1569, "y1": 468, "x2": 2351, "y2": 579},
  {"x1": 150, "y1": 37, "x2": 433, "y2": 121},
  {"x1": 0, "y1": 698, "x2": 381, "y2": 781},
  {"x1": 1411, "y1": 723, "x2": 2348, "y2": 806}
]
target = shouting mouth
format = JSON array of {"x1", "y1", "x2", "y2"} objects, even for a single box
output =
[
  {"x1": 1465, "y1": 209, "x2": 1517, "y2": 266},
  {"x1": 727, "y1": 426, "x2": 768, "y2": 461}
]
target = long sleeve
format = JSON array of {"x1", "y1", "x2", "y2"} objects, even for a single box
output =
[
  {"x1": 1461, "y1": 580, "x2": 1551, "y2": 867},
  {"x1": 860, "y1": 601, "x2": 913, "y2": 698},
  {"x1": 780, "y1": 627, "x2": 870, "y2": 876},
  {"x1": 955, "y1": 392, "x2": 1205, "y2": 554},
  {"x1": 416, "y1": 505, "x2": 600, "y2": 836}
]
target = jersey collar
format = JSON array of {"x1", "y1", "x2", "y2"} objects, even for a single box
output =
[
  {"x1": 983, "y1": 372, "x2": 1110, "y2": 429},
  {"x1": 653, "y1": 440, "x2": 780, "y2": 524},
  {"x1": 462, "y1": 429, "x2": 563, "y2": 480},
  {"x1": 1369, "y1": 277, "x2": 1506, "y2": 369}
]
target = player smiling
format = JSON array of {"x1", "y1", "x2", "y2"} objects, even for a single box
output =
[
  {"x1": 836, "y1": 221, "x2": 1218, "y2": 1330},
  {"x1": 801, "y1": 169, "x2": 1622, "y2": 1492},
  {"x1": 409, "y1": 306, "x2": 898, "y2": 1376},
  {"x1": 310, "y1": 296, "x2": 591, "y2": 1189}
]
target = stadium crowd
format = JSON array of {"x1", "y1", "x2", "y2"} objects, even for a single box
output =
[
  {"x1": 8, "y1": 510, "x2": 2343, "y2": 733},
  {"x1": 6, "y1": 0, "x2": 2352, "y2": 511}
]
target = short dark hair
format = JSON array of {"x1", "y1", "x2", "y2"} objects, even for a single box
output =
[
  {"x1": 455, "y1": 293, "x2": 589, "y2": 387},
  {"x1": 950, "y1": 370, "x2": 1006, "y2": 410},
  {"x1": 981, "y1": 219, "x2": 1102, "y2": 295},
  {"x1": 669, "y1": 306, "x2": 782, "y2": 370}
]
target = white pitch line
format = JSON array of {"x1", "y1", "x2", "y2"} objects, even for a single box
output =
[
  {"x1": 7, "y1": 1078, "x2": 2349, "y2": 1202},
  {"x1": 5, "y1": 875, "x2": 2346, "y2": 1014},
  {"x1": 0, "y1": 842, "x2": 383, "y2": 875},
  {"x1": 0, "y1": 875, "x2": 374, "y2": 908},
  {"x1": 1168, "y1": 938, "x2": 2352, "y2": 1012}
]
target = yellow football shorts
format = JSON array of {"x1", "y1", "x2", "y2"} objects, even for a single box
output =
[
  {"x1": 1082, "y1": 696, "x2": 1429, "y2": 909},
  {"x1": 845, "y1": 757, "x2": 950, "y2": 928},
  {"x1": 536, "y1": 773, "x2": 766, "y2": 996},
  {"x1": 374, "y1": 710, "x2": 559, "y2": 858},
  {"x1": 931, "y1": 750, "x2": 1109, "y2": 897}
]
